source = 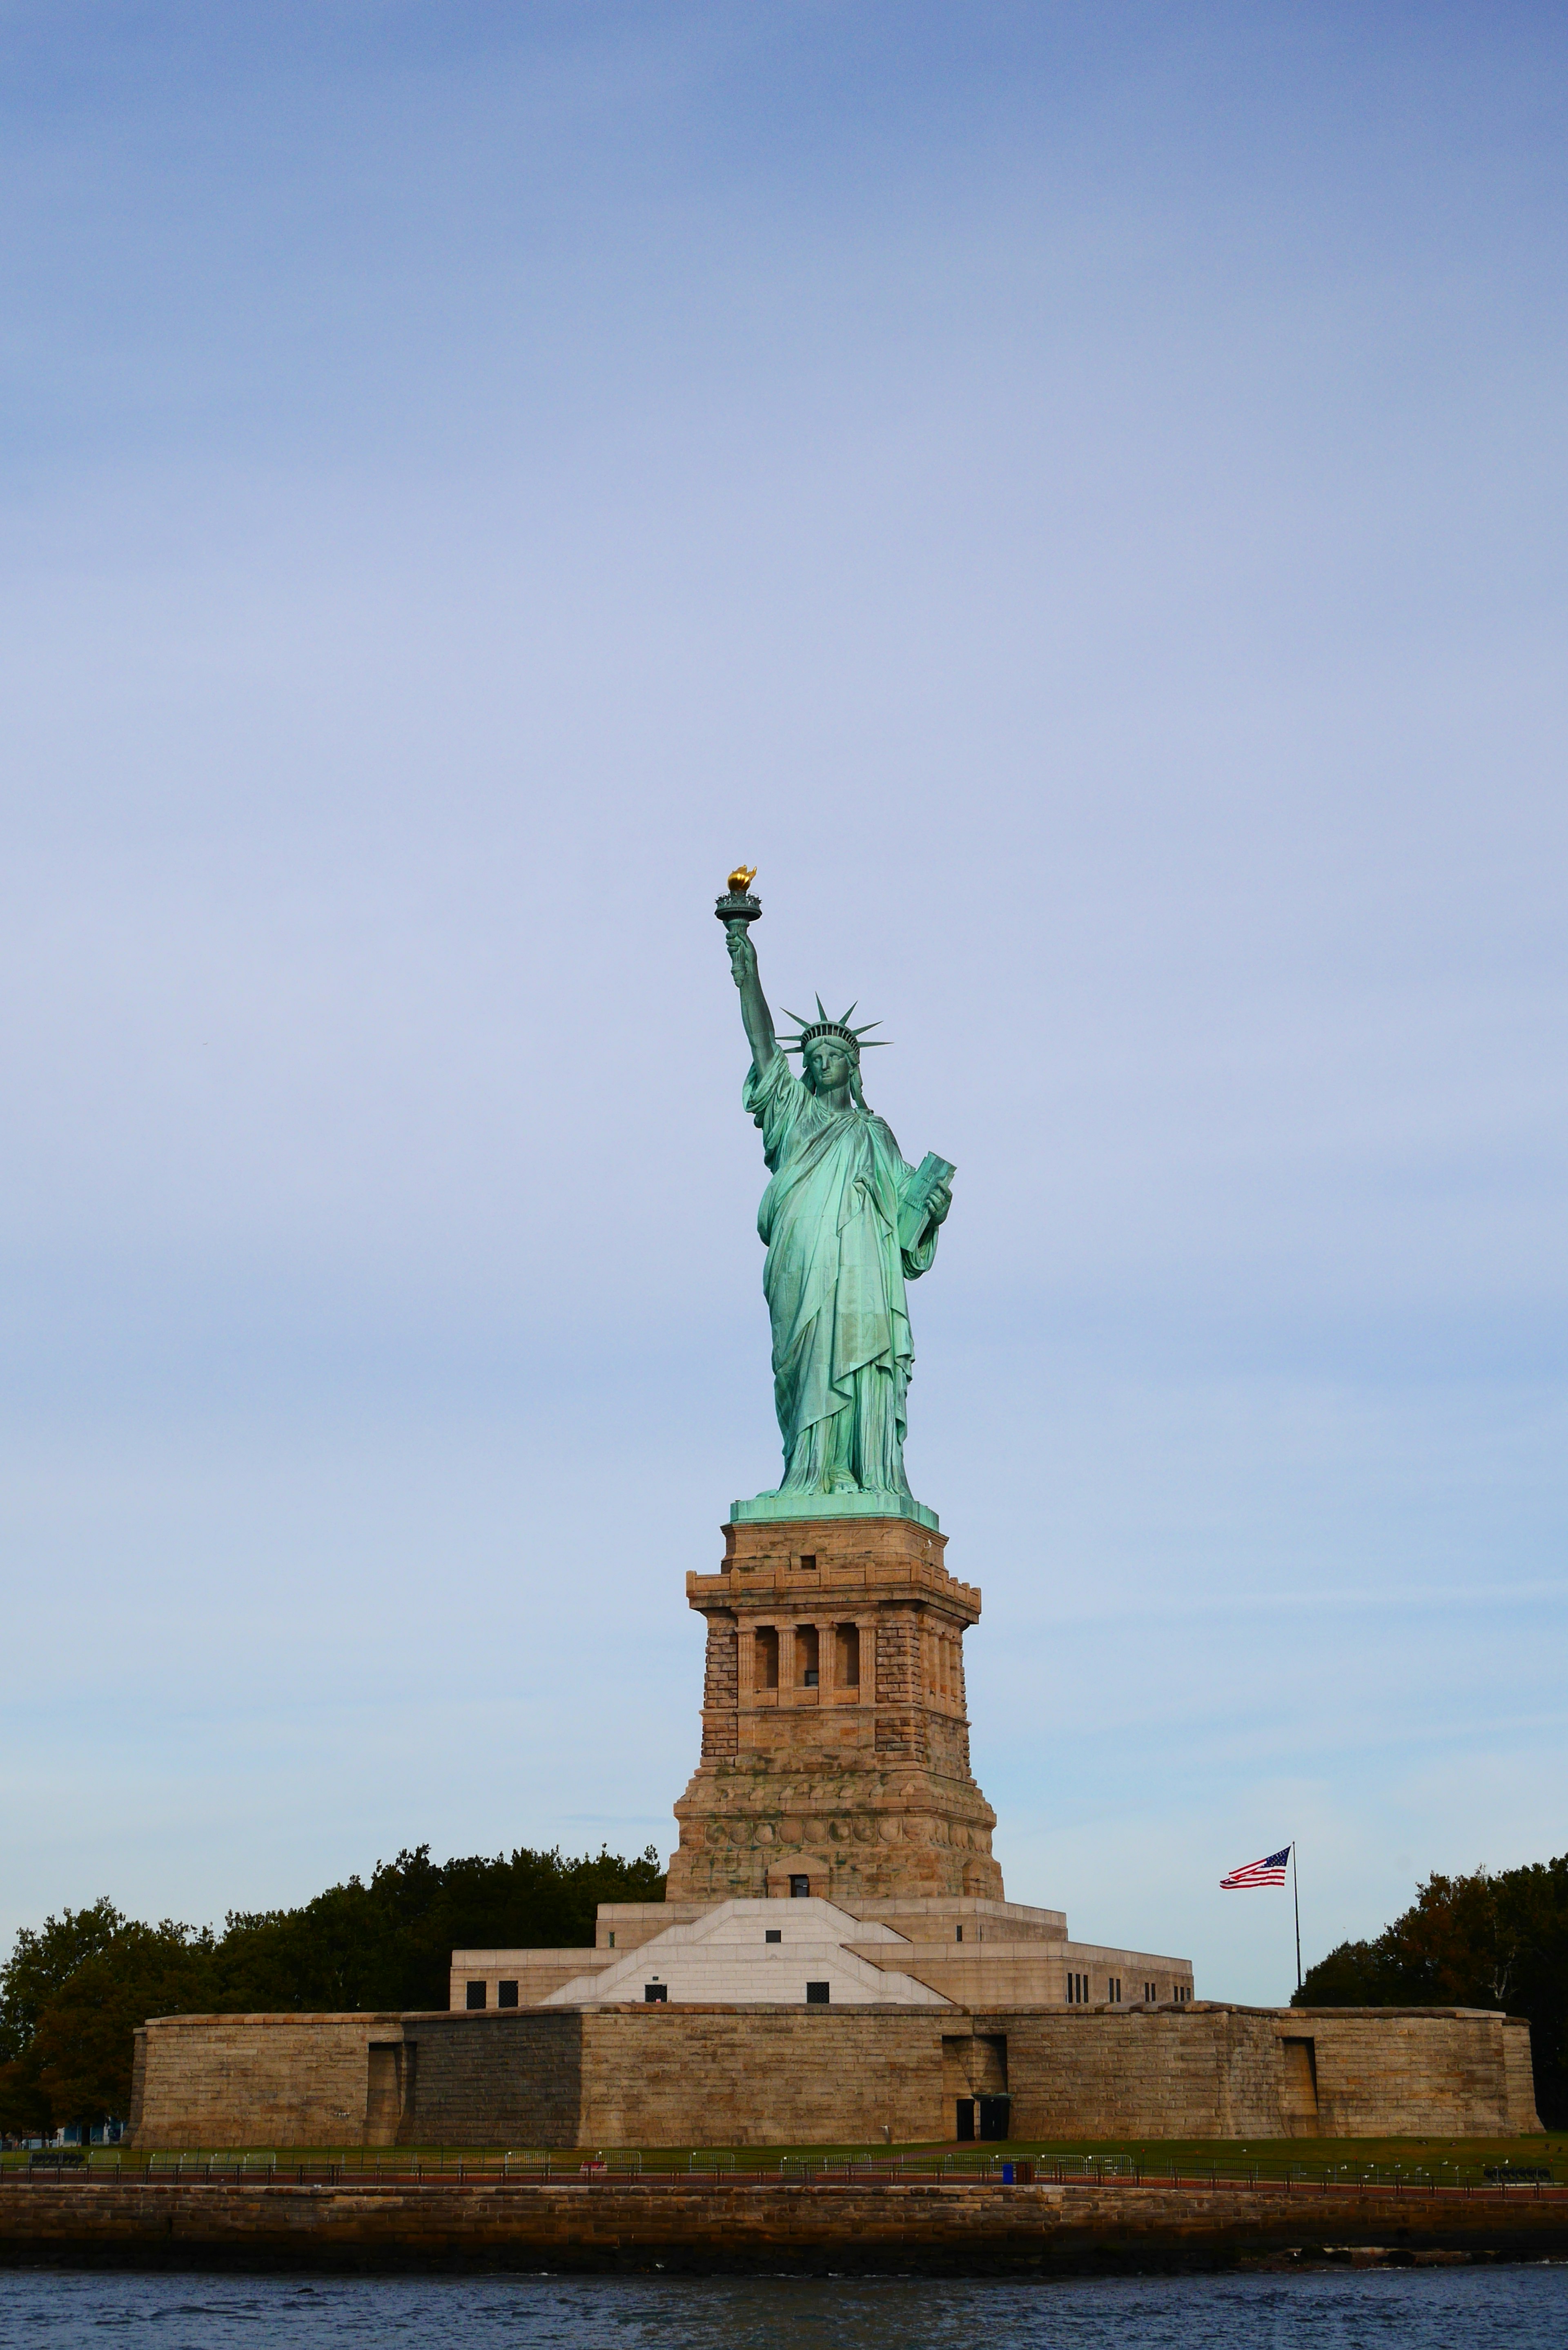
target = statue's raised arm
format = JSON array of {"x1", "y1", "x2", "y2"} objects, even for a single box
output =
[
  {"x1": 726, "y1": 922, "x2": 777, "y2": 1074},
  {"x1": 716, "y1": 866, "x2": 775, "y2": 1072}
]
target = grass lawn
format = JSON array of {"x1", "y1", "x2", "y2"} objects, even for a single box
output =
[{"x1": 9, "y1": 2133, "x2": 1562, "y2": 2182}]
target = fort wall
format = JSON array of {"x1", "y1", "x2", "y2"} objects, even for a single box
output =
[
  {"x1": 129, "y1": 2002, "x2": 1541, "y2": 2150},
  {"x1": 130, "y1": 2014, "x2": 415, "y2": 2150}
]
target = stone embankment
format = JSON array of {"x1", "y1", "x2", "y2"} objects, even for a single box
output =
[{"x1": 3, "y1": 2176, "x2": 1566, "y2": 2273}]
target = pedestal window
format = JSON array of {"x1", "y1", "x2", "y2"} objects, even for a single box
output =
[{"x1": 834, "y1": 1622, "x2": 860, "y2": 1688}]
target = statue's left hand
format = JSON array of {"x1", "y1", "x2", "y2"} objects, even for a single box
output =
[{"x1": 926, "y1": 1180, "x2": 952, "y2": 1228}]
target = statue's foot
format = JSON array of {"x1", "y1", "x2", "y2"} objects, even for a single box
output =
[{"x1": 825, "y1": 1474, "x2": 860, "y2": 1496}]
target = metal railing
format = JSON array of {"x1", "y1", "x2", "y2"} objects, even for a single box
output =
[{"x1": 2, "y1": 2147, "x2": 1559, "y2": 2196}]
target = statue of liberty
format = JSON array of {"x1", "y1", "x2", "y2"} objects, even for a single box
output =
[{"x1": 719, "y1": 875, "x2": 953, "y2": 1519}]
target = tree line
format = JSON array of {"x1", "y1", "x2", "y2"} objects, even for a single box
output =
[
  {"x1": 1294, "y1": 1854, "x2": 1568, "y2": 2126},
  {"x1": 0, "y1": 1842, "x2": 664, "y2": 2140}
]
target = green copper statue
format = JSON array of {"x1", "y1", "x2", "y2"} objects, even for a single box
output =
[{"x1": 719, "y1": 873, "x2": 953, "y2": 1524}]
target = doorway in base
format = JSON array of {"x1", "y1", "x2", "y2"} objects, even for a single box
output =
[{"x1": 954, "y1": 2094, "x2": 1011, "y2": 2143}]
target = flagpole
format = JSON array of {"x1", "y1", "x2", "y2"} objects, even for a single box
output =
[{"x1": 1292, "y1": 1842, "x2": 1302, "y2": 1994}]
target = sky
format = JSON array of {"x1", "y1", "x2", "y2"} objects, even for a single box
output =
[{"x1": 2, "y1": 1, "x2": 1565, "y2": 2009}]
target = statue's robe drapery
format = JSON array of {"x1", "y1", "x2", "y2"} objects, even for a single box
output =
[{"x1": 744, "y1": 1051, "x2": 938, "y2": 1497}]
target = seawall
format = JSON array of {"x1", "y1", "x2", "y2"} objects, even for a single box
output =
[{"x1": 3, "y1": 2177, "x2": 1566, "y2": 2275}]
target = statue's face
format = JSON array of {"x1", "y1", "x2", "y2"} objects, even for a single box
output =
[{"x1": 806, "y1": 1039, "x2": 852, "y2": 1093}]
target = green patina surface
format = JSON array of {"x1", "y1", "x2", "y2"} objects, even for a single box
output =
[
  {"x1": 719, "y1": 887, "x2": 953, "y2": 1524},
  {"x1": 728, "y1": 1489, "x2": 940, "y2": 1530}
]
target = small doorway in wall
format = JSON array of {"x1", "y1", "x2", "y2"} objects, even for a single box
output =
[
  {"x1": 953, "y1": 2092, "x2": 1011, "y2": 2141},
  {"x1": 365, "y1": 2043, "x2": 405, "y2": 2147},
  {"x1": 789, "y1": 1874, "x2": 810, "y2": 1897},
  {"x1": 1279, "y1": 2036, "x2": 1320, "y2": 2133},
  {"x1": 945, "y1": 2032, "x2": 1008, "y2": 2142}
]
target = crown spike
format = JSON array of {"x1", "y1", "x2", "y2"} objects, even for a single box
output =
[{"x1": 776, "y1": 995, "x2": 893, "y2": 1061}]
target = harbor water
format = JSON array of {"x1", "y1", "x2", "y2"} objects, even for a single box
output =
[{"x1": 4, "y1": 2265, "x2": 1566, "y2": 2346}]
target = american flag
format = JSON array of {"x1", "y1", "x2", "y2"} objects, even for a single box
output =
[{"x1": 1221, "y1": 1845, "x2": 1291, "y2": 1889}]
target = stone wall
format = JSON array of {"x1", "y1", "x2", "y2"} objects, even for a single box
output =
[
  {"x1": 12, "y1": 2177, "x2": 1568, "y2": 2274},
  {"x1": 397, "y1": 2014, "x2": 582, "y2": 2148},
  {"x1": 1000, "y1": 2007, "x2": 1280, "y2": 2139},
  {"x1": 129, "y1": 2001, "x2": 1541, "y2": 2149},
  {"x1": 1310, "y1": 2011, "x2": 1541, "y2": 2136},
  {"x1": 1504, "y1": 2014, "x2": 1540, "y2": 2130},
  {"x1": 448, "y1": 1953, "x2": 615, "y2": 2010},
  {"x1": 577, "y1": 2007, "x2": 946, "y2": 2145},
  {"x1": 130, "y1": 2015, "x2": 419, "y2": 2150},
  {"x1": 996, "y1": 2007, "x2": 1542, "y2": 2140},
  {"x1": 855, "y1": 1938, "x2": 1193, "y2": 2008}
]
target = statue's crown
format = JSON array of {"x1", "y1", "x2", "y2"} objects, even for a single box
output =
[{"x1": 781, "y1": 996, "x2": 889, "y2": 1057}]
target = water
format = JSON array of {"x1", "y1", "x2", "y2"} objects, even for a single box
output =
[{"x1": 3, "y1": 2269, "x2": 1566, "y2": 2346}]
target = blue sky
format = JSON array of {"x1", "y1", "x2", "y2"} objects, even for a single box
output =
[{"x1": 2, "y1": 2, "x2": 1565, "y2": 2005}]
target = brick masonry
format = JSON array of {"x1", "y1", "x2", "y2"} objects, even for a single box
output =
[
  {"x1": 128, "y1": 2002, "x2": 1541, "y2": 2149},
  {"x1": 667, "y1": 1515, "x2": 1004, "y2": 1904}
]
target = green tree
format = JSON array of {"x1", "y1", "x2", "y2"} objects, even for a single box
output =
[
  {"x1": 1295, "y1": 1854, "x2": 1568, "y2": 2126},
  {"x1": 32, "y1": 1922, "x2": 219, "y2": 2135},
  {"x1": 0, "y1": 1842, "x2": 666, "y2": 2138},
  {"x1": 0, "y1": 1896, "x2": 126, "y2": 2060},
  {"x1": 218, "y1": 1843, "x2": 666, "y2": 2011},
  {"x1": 1, "y1": 1898, "x2": 126, "y2": 2136},
  {"x1": 0, "y1": 1903, "x2": 217, "y2": 2137}
]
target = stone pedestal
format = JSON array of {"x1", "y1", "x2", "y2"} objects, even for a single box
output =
[{"x1": 667, "y1": 1513, "x2": 1003, "y2": 1904}]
